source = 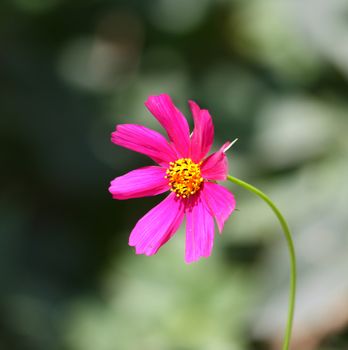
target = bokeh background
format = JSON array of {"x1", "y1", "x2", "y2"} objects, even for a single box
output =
[{"x1": 1, "y1": 0, "x2": 348, "y2": 349}]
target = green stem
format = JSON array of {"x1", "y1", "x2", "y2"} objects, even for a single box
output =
[{"x1": 227, "y1": 175, "x2": 296, "y2": 350}]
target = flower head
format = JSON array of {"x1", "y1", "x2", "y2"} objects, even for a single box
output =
[{"x1": 109, "y1": 94, "x2": 236, "y2": 263}]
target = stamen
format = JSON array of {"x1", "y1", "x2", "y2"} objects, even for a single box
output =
[{"x1": 165, "y1": 158, "x2": 203, "y2": 199}]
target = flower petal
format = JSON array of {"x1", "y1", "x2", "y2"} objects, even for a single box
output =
[
  {"x1": 185, "y1": 195, "x2": 215, "y2": 263},
  {"x1": 201, "y1": 182, "x2": 236, "y2": 233},
  {"x1": 109, "y1": 166, "x2": 169, "y2": 200},
  {"x1": 200, "y1": 142, "x2": 230, "y2": 181},
  {"x1": 112, "y1": 124, "x2": 178, "y2": 166},
  {"x1": 188, "y1": 100, "x2": 214, "y2": 162},
  {"x1": 129, "y1": 193, "x2": 185, "y2": 256},
  {"x1": 145, "y1": 94, "x2": 190, "y2": 157}
]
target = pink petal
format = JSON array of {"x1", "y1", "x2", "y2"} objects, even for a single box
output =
[
  {"x1": 109, "y1": 166, "x2": 169, "y2": 200},
  {"x1": 145, "y1": 94, "x2": 190, "y2": 157},
  {"x1": 129, "y1": 193, "x2": 185, "y2": 256},
  {"x1": 112, "y1": 124, "x2": 178, "y2": 166},
  {"x1": 201, "y1": 182, "x2": 236, "y2": 233},
  {"x1": 200, "y1": 142, "x2": 230, "y2": 181},
  {"x1": 188, "y1": 100, "x2": 214, "y2": 163},
  {"x1": 185, "y1": 195, "x2": 215, "y2": 263}
]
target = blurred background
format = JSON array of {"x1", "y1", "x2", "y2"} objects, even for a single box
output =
[{"x1": 1, "y1": 0, "x2": 348, "y2": 349}]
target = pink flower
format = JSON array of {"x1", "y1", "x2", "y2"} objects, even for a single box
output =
[{"x1": 109, "y1": 94, "x2": 236, "y2": 263}]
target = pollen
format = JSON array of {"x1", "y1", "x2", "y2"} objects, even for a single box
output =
[{"x1": 165, "y1": 158, "x2": 203, "y2": 199}]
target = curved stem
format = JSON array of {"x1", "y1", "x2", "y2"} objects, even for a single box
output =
[{"x1": 227, "y1": 175, "x2": 296, "y2": 350}]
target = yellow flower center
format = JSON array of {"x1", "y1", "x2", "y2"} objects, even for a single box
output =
[{"x1": 165, "y1": 158, "x2": 203, "y2": 198}]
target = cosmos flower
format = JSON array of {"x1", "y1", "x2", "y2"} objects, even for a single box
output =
[{"x1": 109, "y1": 94, "x2": 236, "y2": 263}]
